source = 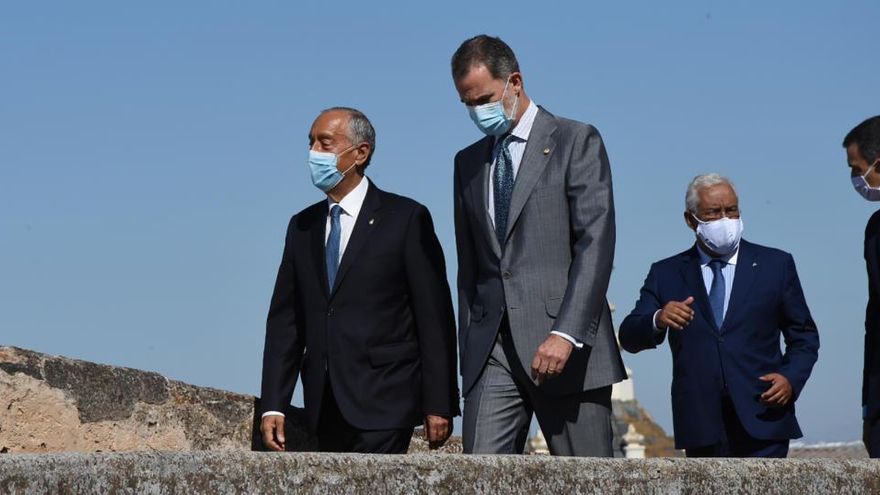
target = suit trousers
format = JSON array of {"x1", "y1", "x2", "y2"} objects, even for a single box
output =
[
  {"x1": 463, "y1": 316, "x2": 613, "y2": 456},
  {"x1": 863, "y1": 417, "x2": 880, "y2": 458},
  {"x1": 316, "y1": 379, "x2": 414, "y2": 454},
  {"x1": 685, "y1": 394, "x2": 789, "y2": 458}
]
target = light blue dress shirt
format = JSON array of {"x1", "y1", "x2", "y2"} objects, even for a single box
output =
[
  {"x1": 653, "y1": 244, "x2": 739, "y2": 331},
  {"x1": 696, "y1": 244, "x2": 738, "y2": 322}
]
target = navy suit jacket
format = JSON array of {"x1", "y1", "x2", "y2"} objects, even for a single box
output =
[
  {"x1": 863, "y1": 210, "x2": 880, "y2": 420},
  {"x1": 619, "y1": 239, "x2": 819, "y2": 449}
]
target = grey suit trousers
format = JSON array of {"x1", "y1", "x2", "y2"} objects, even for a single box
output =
[{"x1": 462, "y1": 319, "x2": 613, "y2": 456}]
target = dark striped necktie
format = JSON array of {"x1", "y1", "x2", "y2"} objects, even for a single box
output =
[{"x1": 493, "y1": 133, "x2": 516, "y2": 247}]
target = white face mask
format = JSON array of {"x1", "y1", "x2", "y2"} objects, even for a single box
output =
[
  {"x1": 691, "y1": 214, "x2": 743, "y2": 256},
  {"x1": 852, "y1": 161, "x2": 880, "y2": 201}
]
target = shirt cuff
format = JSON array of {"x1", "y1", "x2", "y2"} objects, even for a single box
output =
[
  {"x1": 652, "y1": 309, "x2": 665, "y2": 332},
  {"x1": 550, "y1": 331, "x2": 584, "y2": 349},
  {"x1": 261, "y1": 411, "x2": 285, "y2": 419}
]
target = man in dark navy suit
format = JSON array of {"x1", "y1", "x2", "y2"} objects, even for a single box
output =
[
  {"x1": 259, "y1": 107, "x2": 459, "y2": 454},
  {"x1": 619, "y1": 173, "x2": 819, "y2": 457},
  {"x1": 843, "y1": 115, "x2": 880, "y2": 457}
]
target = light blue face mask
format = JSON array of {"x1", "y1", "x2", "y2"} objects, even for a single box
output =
[
  {"x1": 308, "y1": 145, "x2": 358, "y2": 193},
  {"x1": 467, "y1": 76, "x2": 519, "y2": 136}
]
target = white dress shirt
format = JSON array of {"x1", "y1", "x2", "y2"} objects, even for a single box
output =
[
  {"x1": 263, "y1": 177, "x2": 370, "y2": 419},
  {"x1": 653, "y1": 244, "x2": 739, "y2": 331},
  {"x1": 487, "y1": 101, "x2": 582, "y2": 349},
  {"x1": 324, "y1": 176, "x2": 370, "y2": 260}
]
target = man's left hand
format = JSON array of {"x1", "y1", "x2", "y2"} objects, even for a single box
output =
[
  {"x1": 424, "y1": 415, "x2": 452, "y2": 449},
  {"x1": 531, "y1": 334, "x2": 574, "y2": 385},
  {"x1": 759, "y1": 373, "x2": 793, "y2": 408}
]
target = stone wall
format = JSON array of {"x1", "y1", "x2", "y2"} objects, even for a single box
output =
[
  {"x1": 1, "y1": 452, "x2": 879, "y2": 494},
  {"x1": 0, "y1": 346, "x2": 456, "y2": 454},
  {"x1": 0, "y1": 345, "x2": 667, "y2": 456},
  {"x1": 3, "y1": 345, "x2": 877, "y2": 493},
  {"x1": 0, "y1": 346, "x2": 255, "y2": 453}
]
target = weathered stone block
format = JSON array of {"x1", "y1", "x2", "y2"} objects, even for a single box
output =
[{"x1": 1, "y1": 452, "x2": 879, "y2": 494}]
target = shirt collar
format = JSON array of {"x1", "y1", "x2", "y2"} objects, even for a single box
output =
[
  {"x1": 696, "y1": 243, "x2": 739, "y2": 266},
  {"x1": 328, "y1": 176, "x2": 370, "y2": 217},
  {"x1": 496, "y1": 100, "x2": 538, "y2": 144}
]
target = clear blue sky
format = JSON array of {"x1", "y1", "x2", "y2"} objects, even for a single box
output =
[{"x1": 2, "y1": 1, "x2": 878, "y2": 444}]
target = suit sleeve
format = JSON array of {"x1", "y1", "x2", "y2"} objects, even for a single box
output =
[
  {"x1": 453, "y1": 155, "x2": 477, "y2": 357},
  {"x1": 778, "y1": 253, "x2": 820, "y2": 401},
  {"x1": 864, "y1": 215, "x2": 880, "y2": 414},
  {"x1": 619, "y1": 263, "x2": 668, "y2": 353},
  {"x1": 259, "y1": 216, "x2": 305, "y2": 415},
  {"x1": 553, "y1": 125, "x2": 615, "y2": 347},
  {"x1": 404, "y1": 204, "x2": 461, "y2": 417}
]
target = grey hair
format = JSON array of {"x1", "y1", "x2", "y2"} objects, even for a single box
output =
[
  {"x1": 685, "y1": 173, "x2": 736, "y2": 213},
  {"x1": 321, "y1": 106, "x2": 376, "y2": 168}
]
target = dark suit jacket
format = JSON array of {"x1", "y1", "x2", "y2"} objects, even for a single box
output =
[
  {"x1": 260, "y1": 180, "x2": 460, "y2": 431},
  {"x1": 454, "y1": 106, "x2": 626, "y2": 397},
  {"x1": 864, "y1": 210, "x2": 880, "y2": 420},
  {"x1": 619, "y1": 239, "x2": 819, "y2": 449}
]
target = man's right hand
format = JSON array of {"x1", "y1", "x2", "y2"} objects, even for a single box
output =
[
  {"x1": 655, "y1": 296, "x2": 695, "y2": 331},
  {"x1": 261, "y1": 415, "x2": 286, "y2": 452}
]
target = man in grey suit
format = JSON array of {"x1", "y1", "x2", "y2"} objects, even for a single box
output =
[{"x1": 451, "y1": 35, "x2": 626, "y2": 456}]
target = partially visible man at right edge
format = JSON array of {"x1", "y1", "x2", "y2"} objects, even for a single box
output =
[{"x1": 843, "y1": 115, "x2": 880, "y2": 458}]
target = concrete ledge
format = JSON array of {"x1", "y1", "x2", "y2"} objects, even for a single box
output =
[{"x1": 1, "y1": 452, "x2": 879, "y2": 494}]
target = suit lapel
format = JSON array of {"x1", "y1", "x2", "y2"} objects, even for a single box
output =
[
  {"x1": 467, "y1": 137, "x2": 502, "y2": 258},
  {"x1": 329, "y1": 180, "x2": 383, "y2": 297},
  {"x1": 504, "y1": 108, "x2": 557, "y2": 244},
  {"x1": 680, "y1": 247, "x2": 719, "y2": 333},
  {"x1": 310, "y1": 203, "x2": 330, "y2": 296},
  {"x1": 721, "y1": 240, "x2": 758, "y2": 332}
]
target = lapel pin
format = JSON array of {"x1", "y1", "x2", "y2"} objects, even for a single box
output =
[
  {"x1": 369, "y1": 218, "x2": 375, "y2": 225},
  {"x1": 543, "y1": 148, "x2": 551, "y2": 155},
  {"x1": 752, "y1": 262, "x2": 758, "y2": 267}
]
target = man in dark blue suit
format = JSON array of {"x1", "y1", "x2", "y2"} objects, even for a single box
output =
[
  {"x1": 619, "y1": 174, "x2": 819, "y2": 457},
  {"x1": 843, "y1": 115, "x2": 880, "y2": 457}
]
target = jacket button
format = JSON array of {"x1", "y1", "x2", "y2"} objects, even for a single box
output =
[
  {"x1": 327, "y1": 308, "x2": 335, "y2": 317},
  {"x1": 502, "y1": 271, "x2": 512, "y2": 280}
]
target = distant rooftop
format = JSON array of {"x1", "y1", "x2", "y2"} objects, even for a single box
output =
[{"x1": 789, "y1": 441, "x2": 868, "y2": 459}]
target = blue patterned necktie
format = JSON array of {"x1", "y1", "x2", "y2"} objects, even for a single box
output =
[
  {"x1": 708, "y1": 259, "x2": 726, "y2": 328},
  {"x1": 326, "y1": 204, "x2": 342, "y2": 290},
  {"x1": 493, "y1": 133, "x2": 516, "y2": 247}
]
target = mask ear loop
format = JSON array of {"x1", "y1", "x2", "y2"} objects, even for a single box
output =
[
  {"x1": 690, "y1": 212, "x2": 707, "y2": 224},
  {"x1": 862, "y1": 160, "x2": 880, "y2": 190},
  {"x1": 340, "y1": 161, "x2": 358, "y2": 176},
  {"x1": 338, "y1": 143, "x2": 365, "y2": 176},
  {"x1": 501, "y1": 75, "x2": 519, "y2": 121}
]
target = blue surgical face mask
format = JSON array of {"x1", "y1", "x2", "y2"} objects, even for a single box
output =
[
  {"x1": 467, "y1": 76, "x2": 519, "y2": 136},
  {"x1": 852, "y1": 161, "x2": 880, "y2": 202},
  {"x1": 308, "y1": 145, "x2": 358, "y2": 193}
]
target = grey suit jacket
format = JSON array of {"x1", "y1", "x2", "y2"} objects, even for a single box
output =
[{"x1": 454, "y1": 106, "x2": 626, "y2": 397}]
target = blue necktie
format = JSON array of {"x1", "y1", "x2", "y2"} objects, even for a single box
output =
[
  {"x1": 326, "y1": 205, "x2": 342, "y2": 290},
  {"x1": 708, "y1": 259, "x2": 726, "y2": 328},
  {"x1": 493, "y1": 134, "x2": 516, "y2": 247}
]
